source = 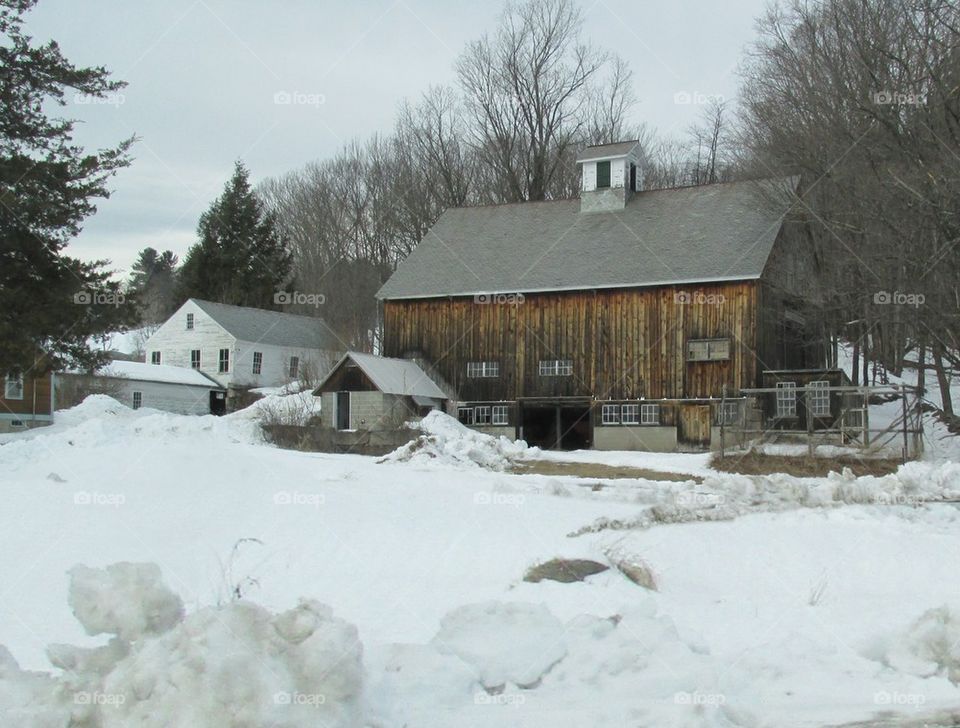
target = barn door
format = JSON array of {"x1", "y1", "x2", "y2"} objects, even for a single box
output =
[
  {"x1": 678, "y1": 405, "x2": 711, "y2": 449},
  {"x1": 336, "y1": 391, "x2": 350, "y2": 430}
]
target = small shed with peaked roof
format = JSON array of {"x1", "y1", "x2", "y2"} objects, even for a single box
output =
[{"x1": 314, "y1": 352, "x2": 447, "y2": 431}]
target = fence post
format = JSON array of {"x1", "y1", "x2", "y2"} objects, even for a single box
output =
[
  {"x1": 805, "y1": 385, "x2": 814, "y2": 457},
  {"x1": 901, "y1": 383, "x2": 909, "y2": 463},
  {"x1": 720, "y1": 384, "x2": 726, "y2": 458}
]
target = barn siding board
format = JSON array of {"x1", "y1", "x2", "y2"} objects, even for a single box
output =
[{"x1": 383, "y1": 281, "x2": 760, "y2": 402}]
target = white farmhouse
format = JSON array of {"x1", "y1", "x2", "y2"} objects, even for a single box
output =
[{"x1": 145, "y1": 299, "x2": 341, "y2": 396}]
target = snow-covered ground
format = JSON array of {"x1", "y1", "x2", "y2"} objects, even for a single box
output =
[{"x1": 2, "y1": 397, "x2": 960, "y2": 726}]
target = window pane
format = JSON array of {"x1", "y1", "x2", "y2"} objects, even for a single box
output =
[
  {"x1": 776, "y1": 382, "x2": 797, "y2": 417},
  {"x1": 596, "y1": 160, "x2": 611, "y2": 188},
  {"x1": 621, "y1": 404, "x2": 639, "y2": 424},
  {"x1": 492, "y1": 406, "x2": 509, "y2": 425}
]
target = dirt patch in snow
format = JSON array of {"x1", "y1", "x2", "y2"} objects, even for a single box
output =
[
  {"x1": 524, "y1": 558, "x2": 609, "y2": 584},
  {"x1": 512, "y1": 459, "x2": 701, "y2": 482},
  {"x1": 712, "y1": 452, "x2": 902, "y2": 477}
]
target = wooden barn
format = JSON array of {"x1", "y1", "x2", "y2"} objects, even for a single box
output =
[
  {"x1": 1, "y1": 367, "x2": 55, "y2": 433},
  {"x1": 376, "y1": 140, "x2": 824, "y2": 451}
]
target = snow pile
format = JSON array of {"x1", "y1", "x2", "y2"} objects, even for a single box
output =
[
  {"x1": 381, "y1": 410, "x2": 532, "y2": 470},
  {"x1": 0, "y1": 563, "x2": 364, "y2": 728},
  {"x1": 888, "y1": 605, "x2": 960, "y2": 684},
  {"x1": 246, "y1": 390, "x2": 323, "y2": 427},
  {"x1": 433, "y1": 602, "x2": 566, "y2": 689},
  {"x1": 67, "y1": 563, "x2": 184, "y2": 642}
]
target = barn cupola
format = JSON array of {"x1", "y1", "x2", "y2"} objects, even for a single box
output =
[{"x1": 576, "y1": 140, "x2": 642, "y2": 213}]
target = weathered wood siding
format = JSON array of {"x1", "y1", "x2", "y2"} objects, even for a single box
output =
[
  {"x1": 383, "y1": 281, "x2": 759, "y2": 401},
  {"x1": 0, "y1": 373, "x2": 53, "y2": 415}
]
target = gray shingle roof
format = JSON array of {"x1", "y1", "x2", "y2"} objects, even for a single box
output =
[
  {"x1": 191, "y1": 299, "x2": 341, "y2": 350},
  {"x1": 316, "y1": 352, "x2": 447, "y2": 399},
  {"x1": 575, "y1": 140, "x2": 640, "y2": 162},
  {"x1": 376, "y1": 178, "x2": 796, "y2": 300}
]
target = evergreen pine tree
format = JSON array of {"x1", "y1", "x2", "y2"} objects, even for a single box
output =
[
  {"x1": 0, "y1": 0, "x2": 138, "y2": 374},
  {"x1": 178, "y1": 161, "x2": 291, "y2": 309},
  {"x1": 128, "y1": 247, "x2": 179, "y2": 323}
]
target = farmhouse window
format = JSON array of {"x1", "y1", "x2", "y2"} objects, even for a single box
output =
[
  {"x1": 457, "y1": 407, "x2": 474, "y2": 425},
  {"x1": 687, "y1": 338, "x2": 730, "y2": 361},
  {"x1": 776, "y1": 382, "x2": 797, "y2": 417},
  {"x1": 218, "y1": 349, "x2": 230, "y2": 373},
  {"x1": 474, "y1": 406, "x2": 491, "y2": 425},
  {"x1": 186, "y1": 313, "x2": 194, "y2": 330},
  {"x1": 596, "y1": 160, "x2": 611, "y2": 189},
  {"x1": 601, "y1": 404, "x2": 620, "y2": 425},
  {"x1": 4, "y1": 372, "x2": 24, "y2": 400},
  {"x1": 288, "y1": 356, "x2": 300, "y2": 379},
  {"x1": 150, "y1": 351, "x2": 161, "y2": 365},
  {"x1": 809, "y1": 380, "x2": 830, "y2": 417},
  {"x1": 132, "y1": 391, "x2": 142, "y2": 410},
  {"x1": 640, "y1": 404, "x2": 660, "y2": 425},
  {"x1": 718, "y1": 400, "x2": 741, "y2": 425},
  {"x1": 621, "y1": 403, "x2": 640, "y2": 425},
  {"x1": 492, "y1": 405, "x2": 509, "y2": 425},
  {"x1": 539, "y1": 359, "x2": 573, "y2": 376},
  {"x1": 252, "y1": 351, "x2": 263, "y2": 375},
  {"x1": 190, "y1": 350, "x2": 201, "y2": 369},
  {"x1": 467, "y1": 361, "x2": 499, "y2": 378}
]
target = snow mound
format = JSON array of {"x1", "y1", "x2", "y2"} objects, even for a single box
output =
[
  {"x1": 68, "y1": 563, "x2": 184, "y2": 642},
  {"x1": 888, "y1": 605, "x2": 960, "y2": 684},
  {"x1": 433, "y1": 601, "x2": 566, "y2": 688},
  {"x1": 380, "y1": 411, "x2": 532, "y2": 470},
  {"x1": 0, "y1": 564, "x2": 364, "y2": 728}
]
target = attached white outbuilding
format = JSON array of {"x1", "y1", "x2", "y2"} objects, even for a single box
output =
[{"x1": 76, "y1": 360, "x2": 227, "y2": 416}]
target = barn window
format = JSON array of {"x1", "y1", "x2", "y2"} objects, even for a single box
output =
[
  {"x1": 467, "y1": 361, "x2": 499, "y2": 378},
  {"x1": 457, "y1": 407, "x2": 474, "y2": 425},
  {"x1": 539, "y1": 359, "x2": 573, "y2": 376},
  {"x1": 218, "y1": 349, "x2": 230, "y2": 373},
  {"x1": 809, "y1": 380, "x2": 830, "y2": 417},
  {"x1": 601, "y1": 404, "x2": 620, "y2": 425},
  {"x1": 687, "y1": 339, "x2": 730, "y2": 361},
  {"x1": 132, "y1": 391, "x2": 142, "y2": 410},
  {"x1": 474, "y1": 406, "x2": 491, "y2": 425},
  {"x1": 186, "y1": 313, "x2": 194, "y2": 330},
  {"x1": 492, "y1": 405, "x2": 509, "y2": 425},
  {"x1": 596, "y1": 160, "x2": 611, "y2": 189},
  {"x1": 776, "y1": 382, "x2": 797, "y2": 417},
  {"x1": 252, "y1": 351, "x2": 263, "y2": 375},
  {"x1": 4, "y1": 372, "x2": 24, "y2": 400},
  {"x1": 288, "y1": 356, "x2": 299, "y2": 379},
  {"x1": 190, "y1": 350, "x2": 201, "y2": 369},
  {"x1": 640, "y1": 404, "x2": 660, "y2": 425},
  {"x1": 718, "y1": 401, "x2": 741, "y2": 425},
  {"x1": 621, "y1": 403, "x2": 640, "y2": 425}
]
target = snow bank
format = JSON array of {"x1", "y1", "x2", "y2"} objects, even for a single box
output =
[
  {"x1": 888, "y1": 605, "x2": 960, "y2": 684},
  {"x1": 380, "y1": 410, "x2": 532, "y2": 470},
  {"x1": 67, "y1": 563, "x2": 183, "y2": 642},
  {"x1": 0, "y1": 563, "x2": 364, "y2": 728}
]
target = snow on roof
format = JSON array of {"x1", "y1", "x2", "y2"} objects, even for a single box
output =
[
  {"x1": 316, "y1": 352, "x2": 447, "y2": 399},
  {"x1": 100, "y1": 361, "x2": 223, "y2": 388}
]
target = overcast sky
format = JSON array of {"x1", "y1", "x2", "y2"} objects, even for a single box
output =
[{"x1": 25, "y1": 0, "x2": 768, "y2": 275}]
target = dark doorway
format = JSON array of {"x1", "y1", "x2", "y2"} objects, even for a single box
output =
[
  {"x1": 209, "y1": 391, "x2": 226, "y2": 416},
  {"x1": 336, "y1": 391, "x2": 351, "y2": 430},
  {"x1": 520, "y1": 401, "x2": 592, "y2": 450},
  {"x1": 678, "y1": 404, "x2": 711, "y2": 449}
]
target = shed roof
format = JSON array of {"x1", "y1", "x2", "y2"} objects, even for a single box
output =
[
  {"x1": 100, "y1": 360, "x2": 224, "y2": 388},
  {"x1": 575, "y1": 140, "x2": 640, "y2": 162},
  {"x1": 376, "y1": 177, "x2": 797, "y2": 300},
  {"x1": 190, "y1": 299, "x2": 341, "y2": 350},
  {"x1": 315, "y1": 352, "x2": 447, "y2": 399}
]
